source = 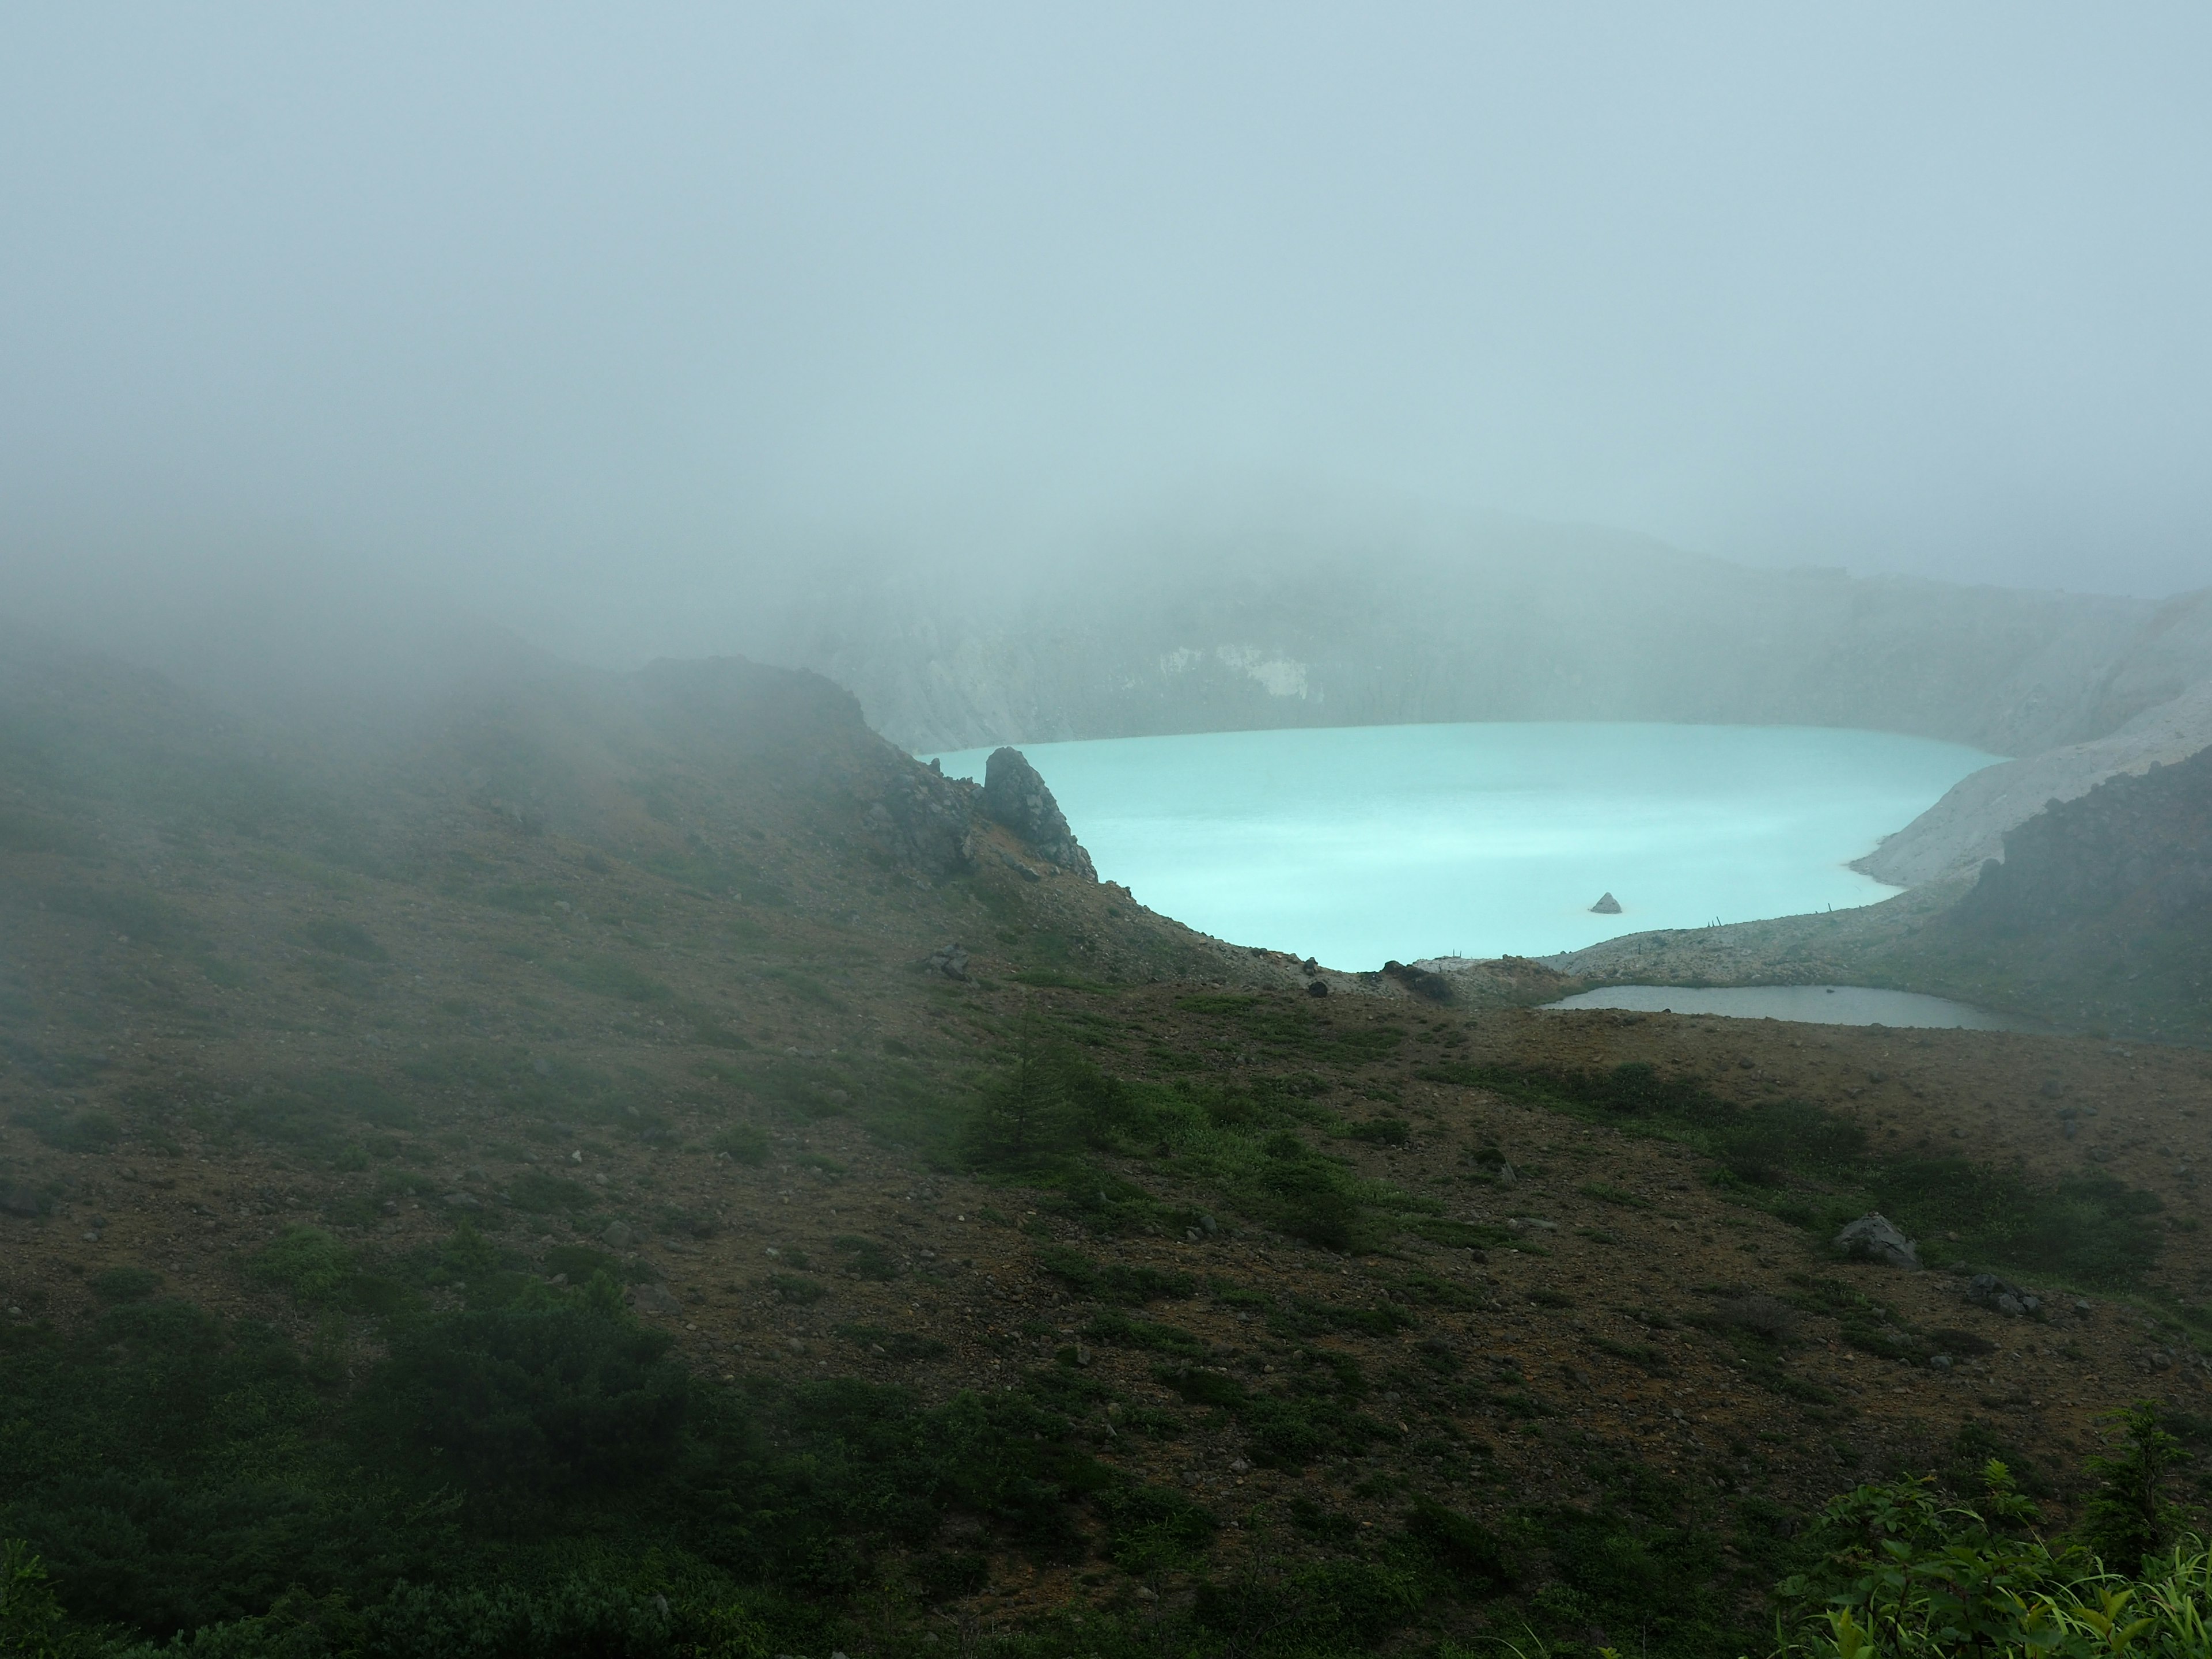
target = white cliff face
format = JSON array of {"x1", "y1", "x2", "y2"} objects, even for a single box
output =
[{"x1": 1210, "y1": 645, "x2": 1313, "y2": 700}]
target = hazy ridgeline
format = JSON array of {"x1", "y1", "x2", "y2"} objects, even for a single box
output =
[{"x1": 764, "y1": 517, "x2": 2212, "y2": 762}]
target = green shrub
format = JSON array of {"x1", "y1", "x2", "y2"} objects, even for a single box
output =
[
  {"x1": 552, "y1": 957, "x2": 672, "y2": 1004},
  {"x1": 1035, "y1": 1245, "x2": 1194, "y2": 1305},
  {"x1": 0, "y1": 810, "x2": 90, "y2": 856},
  {"x1": 1095, "y1": 1482, "x2": 1216, "y2": 1572},
  {"x1": 1245, "y1": 1142, "x2": 1364, "y2": 1250},
  {"x1": 297, "y1": 918, "x2": 386, "y2": 961},
  {"x1": 89, "y1": 1267, "x2": 162, "y2": 1304},
  {"x1": 357, "y1": 1303, "x2": 688, "y2": 1499},
  {"x1": 835, "y1": 1324, "x2": 948, "y2": 1362},
  {"x1": 1404, "y1": 1494, "x2": 1515, "y2": 1589},
  {"x1": 1081, "y1": 1310, "x2": 1205, "y2": 1358},
  {"x1": 830, "y1": 1236, "x2": 897, "y2": 1281},
  {"x1": 1344, "y1": 1116, "x2": 1410, "y2": 1146},
  {"x1": 43, "y1": 886, "x2": 192, "y2": 948},
  {"x1": 2078, "y1": 1402, "x2": 2190, "y2": 1576},
  {"x1": 506, "y1": 1169, "x2": 594, "y2": 1213},
  {"x1": 7, "y1": 1107, "x2": 119, "y2": 1155},
  {"x1": 712, "y1": 1124, "x2": 769, "y2": 1165},
  {"x1": 246, "y1": 1229, "x2": 356, "y2": 1306},
  {"x1": 1774, "y1": 1449, "x2": 2212, "y2": 1659},
  {"x1": 0, "y1": 1539, "x2": 70, "y2": 1658}
]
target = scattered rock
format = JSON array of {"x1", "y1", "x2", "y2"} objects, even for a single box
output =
[
  {"x1": 601, "y1": 1221, "x2": 639, "y2": 1250},
  {"x1": 1833, "y1": 1212, "x2": 1921, "y2": 1269},
  {"x1": 441, "y1": 1192, "x2": 482, "y2": 1211},
  {"x1": 626, "y1": 1282, "x2": 683, "y2": 1316},
  {"x1": 982, "y1": 748, "x2": 1097, "y2": 880},
  {"x1": 1967, "y1": 1273, "x2": 2043, "y2": 1317},
  {"x1": 1590, "y1": 892, "x2": 1623, "y2": 914},
  {"x1": 926, "y1": 942, "x2": 971, "y2": 980}
]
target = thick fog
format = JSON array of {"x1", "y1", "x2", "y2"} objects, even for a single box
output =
[{"x1": 3, "y1": 3, "x2": 2210, "y2": 675}]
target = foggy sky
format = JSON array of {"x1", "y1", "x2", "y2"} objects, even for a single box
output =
[{"x1": 3, "y1": 4, "x2": 2209, "y2": 668}]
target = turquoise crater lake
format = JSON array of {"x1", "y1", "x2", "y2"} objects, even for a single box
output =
[{"x1": 927, "y1": 723, "x2": 1998, "y2": 970}]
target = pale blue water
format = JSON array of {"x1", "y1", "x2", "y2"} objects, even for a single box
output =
[
  {"x1": 1543, "y1": 984, "x2": 2032, "y2": 1030},
  {"x1": 926, "y1": 722, "x2": 1997, "y2": 969}
]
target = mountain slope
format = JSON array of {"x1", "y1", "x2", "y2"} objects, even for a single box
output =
[{"x1": 3, "y1": 639, "x2": 2209, "y2": 1657}]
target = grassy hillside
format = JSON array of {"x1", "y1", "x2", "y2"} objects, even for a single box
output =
[{"x1": 3, "y1": 642, "x2": 2210, "y2": 1657}]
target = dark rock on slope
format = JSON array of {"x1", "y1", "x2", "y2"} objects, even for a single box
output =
[{"x1": 982, "y1": 746, "x2": 1097, "y2": 880}]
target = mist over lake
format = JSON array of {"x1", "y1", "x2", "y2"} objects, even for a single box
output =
[{"x1": 930, "y1": 722, "x2": 1998, "y2": 968}]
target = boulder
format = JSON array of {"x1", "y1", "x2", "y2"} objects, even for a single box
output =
[
  {"x1": 600, "y1": 1220, "x2": 639, "y2": 1251},
  {"x1": 1589, "y1": 892, "x2": 1623, "y2": 915},
  {"x1": 1305, "y1": 979, "x2": 1329, "y2": 998},
  {"x1": 982, "y1": 748, "x2": 1097, "y2": 880},
  {"x1": 626, "y1": 1282, "x2": 683, "y2": 1316},
  {"x1": 926, "y1": 942, "x2": 970, "y2": 980},
  {"x1": 1967, "y1": 1272, "x2": 2044, "y2": 1317},
  {"x1": 1833, "y1": 1211, "x2": 1921, "y2": 1268}
]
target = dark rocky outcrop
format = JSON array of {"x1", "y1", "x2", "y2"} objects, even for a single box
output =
[
  {"x1": 982, "y1": 748, "x2": 1097, "y2": 880},
  {"x1": 1381, "y1": 959, "x2": 1454, "y2": 1003},
  {"x1": 858, "y1": 764, "x2": 982, "y2": 882},
  {"x1": 1957, "y1": 744, "x2": 2212, "y2": 934},
  {"x1": 1919, "y1": 740, "x2": 2212, "y2": 1039}
]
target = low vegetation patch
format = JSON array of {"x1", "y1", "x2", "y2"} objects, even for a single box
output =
[{"x1": 1431, "y1": 1060, "x2": 2166, "y2": 1287}]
